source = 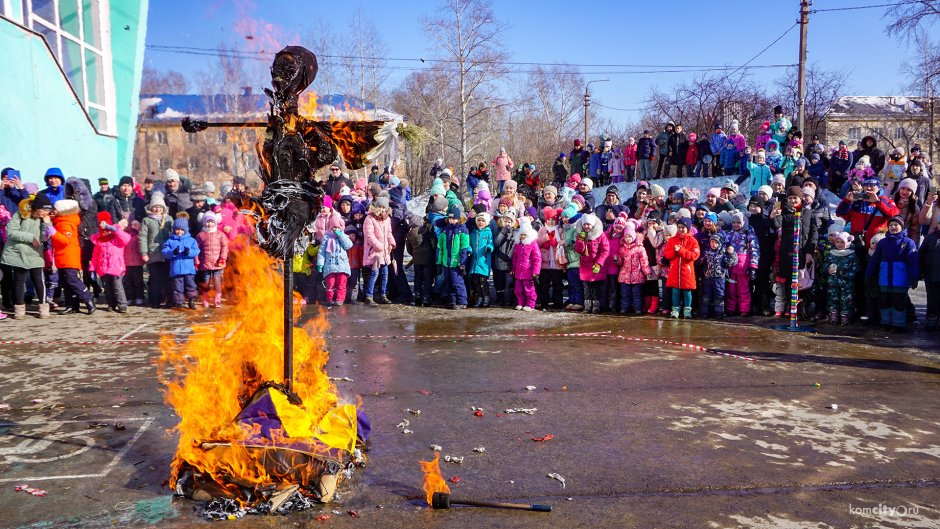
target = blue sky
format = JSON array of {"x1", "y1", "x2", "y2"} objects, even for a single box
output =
[{"x1": 144, "y1": 0, "x2": 921, "y2": 123}]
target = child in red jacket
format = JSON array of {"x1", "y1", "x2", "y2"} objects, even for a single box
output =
[{"x1": 664, "y1": 217, "x2": 701, "y2": 319}]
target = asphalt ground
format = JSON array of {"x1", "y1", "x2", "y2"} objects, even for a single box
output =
[{"x1": 0, "y1": 301, "x2": 938, "y2": 528}]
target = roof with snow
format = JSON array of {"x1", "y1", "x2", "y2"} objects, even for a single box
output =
[
  {"x1": 826, "y1": 96, "x2": 929, "y2": 118},
  {"x1": 139, "y1": 93, "x2": 403, "y2": 123}
]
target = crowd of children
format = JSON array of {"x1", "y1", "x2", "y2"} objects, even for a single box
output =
[
  {"x1": 2, "y1": 106, "x2": 938, "y2": 332},
  {"x1": 0, "y1": 168, "x2": 247, "y2": 319}
]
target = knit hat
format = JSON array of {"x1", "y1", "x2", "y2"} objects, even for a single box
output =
[
  {"x1": 446, "y1": 205, "x2": 462, "y2": 219},
  {"x1": 898, "y1": 178, "x2": 918, "y2": 193},
  {"x1": 706, "y1": 187, "x2": 721, "y2": 199},
  {"x1": 650, "y1": 184, "x2": 665, "y2": 200},
  {"x1": 862, "y1": 177, "x2": 881, "y2": 187},
  {"x1": 543, "y1": 185, "x2": 558, "y2": 197},
  {"x1": 562, "y1": 203, "x2": 579, "y2": 219},
  {"x1": 771, "y1": 174, "x2": 786, "y2": 185},
  {"x1": 579, "y1": 213, "x2": 599, "y2": 227},
  {"x1": 354, "y1": 178, "x2": 367, "y2": 192},
  {"x1": 191, "y1": 191, "x2": 207, "y2": 202},
  {"x1": 605, "y1": 185, "x2": 619, "y2": 197},
  {"x1": 801, "y1": 186, "x2": 816, "y2": 200},
  {"x1": 389, "y1": 175, "x2": 401, "y2": 187},
  {"x1": 664, "y1": 224, "x2": 678, "y2": 237},
  {"x1": 441, "y1": 167, "x2": 453, "y2": 177},
  {"x1": 476, "y1": 211, "x2": 492, "y2": 225},
  {"x1": 678, "y1": 217, "x2": 693, "y2": 230},
  {"x1": 718, "y1": 211, "x2": 732, "y2": 226},
  {"x1": 833, "y1": 232, "x2": 854, "y2": 246},
  {"x1": 543, "y1": 206, "x2": 560, "y2": 220},
  {"x1": 581, "y1": 178, "x2": 594, "y2": 191},
  {"x1": 328, "y1": 212, "x2": 345, "y2": 232},
  {"x1": 887, "y1": 215, "x2": 905, "y2": 229},
  {"x1": 689, "y1": 133, "x2": 697, "y2": 142},
  {"x1": 721, "y1": 180, "x2": 738, "y2": 193},
  {"x1": 31, "y1": 193, "x2": 53, "y2": 211},
  {"x1": 525, "y1": 206, "x2": 538, "y2": 219},
  {"x1": 504, "y1": 179, "x2": 518, "y2": 192},
  {"x1": 165, "y1": 168, "x2": 181, "y2": 182},
  {"x1": 97, "y1": 211, "x2": 112, "y2": 226},
  {"x1": 118, "y1": 176, "x2": 134, "y2": 187},
  {"x1": 636, "y1": 180, "x2": 649, "y2": 190},
  {"x1": 704, "y1": 212, "x2": 718, "y2": 225},
  {"x1": 787, "y1": 186, "x2": 803, "y2": 198},
  {"x1": 828, "y1": 218, "x2": 846, "y2": 235},
  {"x1": 573, "y1": 138, "x2": 582, "y2": 147},
  {"x1": 172, "y1": 217, "x2": 189, "y2": 232},
  {"x1": 373, "y1": 196, "x2": 390, "y2": 209},
  {"x1": 612, "y1": 211, "x2": 629, "y2": 231},
  {"x1": 98, "y1": 178, "x2": 109, "y2": 186},
  {"x1": 868, "y1": 232, "x2": 885, "y2": 254},
  {"x1": 429, "y1": 178, "x2": 446, "y2": 196},
  {"x1": 758, "y1": 185, "x2": 774, "y2": 198},
  {"x1": 678, "y1": 208, "x2": 692, "y2": 219},
  {"x1": 571, "y1": 194, "x2": 586, "y2": 208},
  {"x1": 202, "y1": 212, "x2": 220, "y2": 226},
  {"x1": 622, "y1": 217, "x2": 639, "y2": 240},
  {"x1": 471, "y1": 203, "x2": 488, "y2": 215},
  {"x1": 53, "y1": 199, "x2": 80, "y2": 216},
  {"x1": 730, "y1": 211, "x2": 745, "y2": 225},
  {"x1": 748, "y1": 195, "x2": 766, "y2": 209},
  {"x1": 432, "y1": 196, "x2": 448, "y2": 212},
  {"x1": 203, "y1": 181, "x2": 216, "y2": 194}
]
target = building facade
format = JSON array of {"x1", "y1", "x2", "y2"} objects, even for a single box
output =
[
  {"x1": 134, "y1": 93, "x2": 404, "y2": 190},
  {"x1": 823, "y1": 96, "x2": 937, "y2": 171},
  {"x1": 0, "y1": 0, "x2": 148, "y2": 182}
]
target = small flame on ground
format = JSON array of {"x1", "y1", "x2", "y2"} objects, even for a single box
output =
[{"x1": 419, "y1": 453, "x2": 451, "y2": 506}]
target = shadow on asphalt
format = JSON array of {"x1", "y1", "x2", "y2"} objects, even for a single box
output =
[{"x1": 731, "y1": 351, "x2": 940, "y2": 375}]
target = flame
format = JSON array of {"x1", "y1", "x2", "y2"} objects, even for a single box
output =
[
  {"x1": 419, "y1": 453, "x2": 451, "y2": 506},
  {"x1": 298, "y1": 92, "x2": 318, "y2": 118},
  {"x1": 158, "y1": 240, "x2": 353, "y2": 497}
]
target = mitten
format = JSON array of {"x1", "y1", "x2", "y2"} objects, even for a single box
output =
[{"x1": 592, "y1": 263, "x2": 601, "y2": 274}]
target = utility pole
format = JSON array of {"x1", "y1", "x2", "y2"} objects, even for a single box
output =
[
  {"x1": 797, "y1": 0, "x2": 810, "y2": 134},
  {"x1": 584, "y1": 79, "x2": 609, "y2": 146},
  {"x1": 929, "y1": 76, "x2": 935, "y2": 170}
]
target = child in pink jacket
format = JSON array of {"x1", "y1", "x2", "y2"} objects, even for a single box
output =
[
  {"x1": 574, "y1": 213, "x2": 610, "y2": 314},
  {"x1": 90, "y1": 211, "x2": 132, "y2": 313},
  {"x1": 123, "y1": 219, "x2": 146, "y2": 306},
  {"x1": 511, "y1": 217, "x2": 541, "y2": 310},
  {"x1": 617, "y1": 218, "x2": 651, "y2": 314},
  {"x1": 196, "y1": 212, "x2": 229, "y2": 308},
  {"x1": 363, "y1": 196, "x2": 395, "y2": 305},
  {"x1": 623, "y1": 139, "x2": 638, "y2": 182}
]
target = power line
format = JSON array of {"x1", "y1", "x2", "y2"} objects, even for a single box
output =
[
  {"x1": 145, "y1": 46, "x2": 795, "y2": 75},
  {"x1": 811, "y1": 0, "x2": 921, "y2": 13},
  {"x1": 145, "y1": 44, "x2": 794, "y2": 71},
  {"x1": 724, "y1": 22, "x2": 799, "y2": 80},
  {"x1": 593, "y1": 102, "x2": 644, "y2": 112}
]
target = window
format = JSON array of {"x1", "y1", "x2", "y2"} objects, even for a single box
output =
[
  {"x1": 847, "y1": 127, "x2": 862, "y2": 140},
  {"x1": 188, "y1": 158, "x2": 200, "y2": 171},
  {"x1": 895, "y1": 127, "x2": 905, "y2": 140},
  {"x1": 156, "y1": 131, "x2": 168, "y2": 145},
  {"x1": 217, "y1": 156, "x2": 229, "y2": 171},
  {"x1": 22, "y1": 0, "x2": 114, "y2": 134},
  {"x1": 187, "y1": 133, "x2": 198, "y2": 144},
  {"x1": 871, "y1": 127, "x2": 886, "y2": 138},
  {"x1": 217, "y1": 131, "x2": 228, "y2": 144},
  {"x1": 157, "y1": 158, "x2": 169, "y2": 170}
]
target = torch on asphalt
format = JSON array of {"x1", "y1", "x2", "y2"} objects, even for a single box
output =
[{"x1": 0, "y1": 303, "x2": 939, "y2": 528}]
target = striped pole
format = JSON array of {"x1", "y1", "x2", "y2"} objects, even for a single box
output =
[{"x1": 790, "y1": 208, "x2": 802, "y2": 329}]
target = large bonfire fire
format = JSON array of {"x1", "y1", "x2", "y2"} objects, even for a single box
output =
[{"x1": 158, "y1": 242, "x2": 365, "y2": 518}]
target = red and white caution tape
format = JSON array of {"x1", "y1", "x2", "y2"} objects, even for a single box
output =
[{"x1": 615, "y1": 336, "x2": 755, "y2": 361}]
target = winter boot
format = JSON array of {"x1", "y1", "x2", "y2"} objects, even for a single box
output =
[
  {"x1": 364, "y1": 297, "x2": 378, "y2": 307},
  {"x1": 203, "y1": 293, "x2": 211, "y2": 308},
  {"x1": 591, "y1": 301, "x2": 600, "y2": 314},
  {"x1": 85, "y1": 299, "x2": 96, "y2": 315},
  {"x1": 214, "y1": 293, "x2": 222, "y2": 308},
  {"x1": 38, "y1": 303, "x2": 50, "y2": 319},
  {"x1": 670, "y1": 307, "x2": 680, "y2": 319},
  {"x1": 683, "y1": 306, "x2": 693, "y2": 319},
  {"x1": 647, "y1": 295, "x2": 659, "y2": 314},
  {"x1": 840, "y1": 312, "x2": 851, "y2": 326},
  {"x1": 13, "y1": 305, "x2": 26, "y2": 320},
  {"x1": 828, "y1": 310, "x2": 839, "y2": 325}
]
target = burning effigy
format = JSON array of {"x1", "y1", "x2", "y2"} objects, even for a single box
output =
[{"x1": 162, "y1": 45, "x2": 392, "y2": 519}]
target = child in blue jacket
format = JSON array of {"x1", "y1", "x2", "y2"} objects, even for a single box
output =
[
  {"x1": 162, "y1": 217, "x2": 200, "y2": 309},
  {"x1": 720, "y1": 140, "x2": 738, "y2": 176},
  {"x1": 866, "y1": 216, "x2": 919, "y2": 330},
  {"x1": 468, "y1": 212, "x2": 494, "y2": 307}
]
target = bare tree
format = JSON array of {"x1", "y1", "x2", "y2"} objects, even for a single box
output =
[
  {"x1": 884, "y1": 1, "x2": 940, "y2": 43},
  {"x1": 522, "y1": 65, "x2": 584, "y2": 146},
  {"x1": 303, "y1": 20, "x2": 342, "y2": 102},
  {"x1": 422, "y1": 0, "x2": 510, "y2": 176},
  {"x1": 856, "y1": 116, "x2": 930, "y2": 153},
  {"x1": 140, "y1": 68, "x2": 189, "y2": 94},
  {"x1": 341, "y1": 8, "x2": 390, "y2": 107},
  {"x1": 775, "y1": 64, "x2": 850, "y2": 138}
]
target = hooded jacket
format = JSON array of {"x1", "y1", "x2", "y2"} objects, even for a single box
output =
[
  {"x1": 90, "y1": 226, "x2": 132, "y2": 276},
  {"x1": 511, "y1": 221, "x2": 541, "y2": 279},
  {"x1": 65, "y1": 177, "x2": 98, "y2": 243},
  {"x1": 162, "y1": 227, "x2": 200, "y2": 277},
  {"x1": 835, "y1": 190, "x2": 899, "y2": 246},
  {"x1": 468, "y1": 223, "x2": 493, "y2": 276},
  {"x1": 537, "y1": 223, "x2": 564, "y2": 271},
  {"x1": 363, "y1": 211, "x2": 395, "y2": 266},
  {"x1": 196, "y1": 227, "x2": 229, "y2": 271},
  {"x1": 867, "y1": 230, "x2": 918, "y2": 289},
  {"x1": 617, "y1": 234, "x2": 651, "y2": 284},
  {"x1": 858, "y1": 136, "x2": 886, "y2": 176},
  {"x1": 50, "y1": 211, "x2": 83, "y2": 269},
  {"x1": 574, "y1": 215, "x2": 610, "y2": 282},
  {"x1": 664, "y1": 231, "x2": 701, "y2": 290},
  {"x1": 317, "y1": 229, "x2": 354, "y2": 276},
  {"x1": 1, "y1": 212, "x2": 46, "y2": 269},
  {"x1": 437, "y1": 221, "x2": 471, "y2": 268}
]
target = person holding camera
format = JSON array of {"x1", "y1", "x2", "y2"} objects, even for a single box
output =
[{"x1": 835, "y1": 178, "x2": 900, "y2": 248}]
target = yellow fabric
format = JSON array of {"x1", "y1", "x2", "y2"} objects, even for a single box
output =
[
  {"x1": 313, "y1": 404, "x2": 358, "y2": 453},
  {"x1": 269, "y1": 389, "x2": 315, "y2": 438}
]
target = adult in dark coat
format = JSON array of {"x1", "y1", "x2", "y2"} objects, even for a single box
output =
[
  {"x1": 655, "y1": 122, "x2": 674, "y2": 178},
  {"x1": 186, "y1": 191, "x2": 212, "y2": 235},
  {"x1": 324, "y1": 163, "x2": 354, "y2": 197},
  {"x1": 669, "y1": 124, "x2": 688, "y2": 173},
  {"x1": 857, "y1": 135, "x2": 886, "y2": 176},
  {"x1": 108, "y1": 176, "x2": 146, "y2": 224},
  {"x1": 163, "y1": 169, "x2": 192, "y2": 218},
  {"x1": 552, "y1": 153, "x2": 569, "y2": 188},
  {"x1": 65, "y1": 177, "x2": 101, "y2": 297},
  {"x1": 594, "y1": 185, "x2": 627, "y2": 230}
]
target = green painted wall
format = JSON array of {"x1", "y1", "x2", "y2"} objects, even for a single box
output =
[{"x1": 0, "y1": 0, "x2": 147, "y2": 184}]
